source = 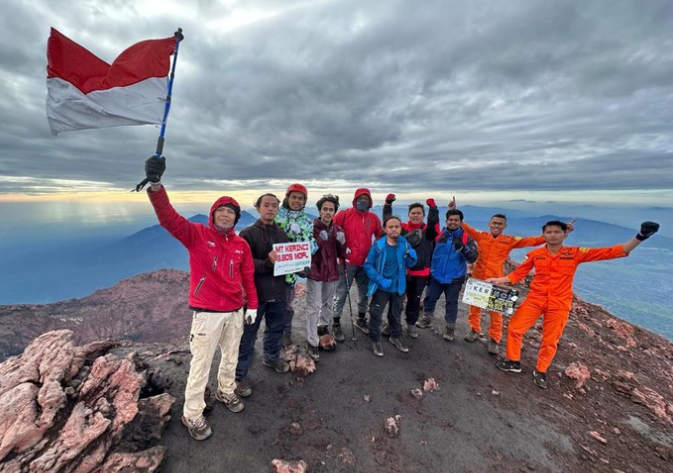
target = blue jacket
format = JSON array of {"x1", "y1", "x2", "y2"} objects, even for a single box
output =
[
  {"x1": 430, "y1": 227, "x2": 478, "y2": 284},
  {"x1": 364, "y1": 235, "x2": 418, "y2": 296}
]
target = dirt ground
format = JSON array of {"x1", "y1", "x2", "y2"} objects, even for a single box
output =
[{"x1": 116, "y1": 283, "x2": 673, "y2": 473}]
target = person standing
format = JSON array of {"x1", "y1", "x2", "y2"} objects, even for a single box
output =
[
  {"x1": 364, "y1": 216, "x2": 418, "y2": 356},
  {"x1": 275, "y1": 183, "x2": 318, "y2": 350},
  {"x1": 331, "y1": 188, "x2": 385, "y2": 340},
  {"x1": 449, "y1": 198, "x2": 548, "y2": 355},
  {"x1": 489, "y1": 220, "x2": 659, "y2": 389},
  {"x1": 305, "y1": 194, "x2": 348, "y2": 360},
  {"x1": 382, "y1": 194, "x2": 439, "y2": 338},
  {"x1": 235, "y1": 194, "x2": 291, "y2": 399},
  {"x1": 144, "y1": 156, "x2": 258, "y2": 441},
  {"x1": 416, "y1": 209, "x2": 479, "y2": 341}
]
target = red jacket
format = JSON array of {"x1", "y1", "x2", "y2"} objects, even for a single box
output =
[
  {"x1": 149, "y1": 186, "x2": 258, "y2": 311},
  {"x1": 309, "y1": 218, "x2": 348, "y2": 282},
  {"x1": 332, "y1": 188, "x2": 384, "y2": 267}
]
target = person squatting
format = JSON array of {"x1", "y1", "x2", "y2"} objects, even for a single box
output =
[{"x1": 143, "y1": 156, "x2": 661, "y2": 440}]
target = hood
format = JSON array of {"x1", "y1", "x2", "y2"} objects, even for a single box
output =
[
  {"x1": 352, "y1": 188, "x2": 373, "y2": 209},
  {"x1": 209, "y1": 196, "x2": 241, "y2": 228}
]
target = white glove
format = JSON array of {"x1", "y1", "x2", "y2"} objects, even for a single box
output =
[
  {"x1": 289, "y1": 223, "x2": 301, "y2": 235},
  {"x1": 245, "y1": 309, "x2": 258, "y2": 325},
  {"x1": 319, "y1": 230, "x2": 329, "y2": 241},
  {"x1": 336, "y1": 231, "x2": 346, "y2": 245},
  {"x1": 345, "y1": 248, "x2": 352, "y2": 255}
]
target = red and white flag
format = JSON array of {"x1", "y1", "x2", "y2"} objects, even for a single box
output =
[{"x1": 46, "y1": 28, "x2": 176, "y2": 136}]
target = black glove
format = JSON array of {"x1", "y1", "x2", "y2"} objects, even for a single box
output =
[
  {"x1": 297, "y1": 266, "x2": 311, "y2": 278},
  {"x1": 636, "y1": 221, "x2": 659, "y2": 241},
  {"x1": 452, "y1": 237, "x2": 464, "y2": 251},
  {"x1": 145, "y1": 156, "x2": 166, "y2": 184}
]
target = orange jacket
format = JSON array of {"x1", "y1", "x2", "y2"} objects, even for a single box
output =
[
  {"x1": 462, "y1": 222, "x2": 545, "y2": 279},
  {"x1": 507, "y1": 244, "x2": 628, "y2": 311}
]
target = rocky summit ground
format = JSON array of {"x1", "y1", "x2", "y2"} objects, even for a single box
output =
[{"x1": 1, "y1": 268, "x2": 672, "y2": 473}]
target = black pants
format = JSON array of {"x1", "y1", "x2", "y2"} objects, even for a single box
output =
[
  {"x1": 368, "y1": 289, "x2": 403, "y2": 342},
  {"x1": 405, "y1": 275, "x2": 429, "y2": 325}
]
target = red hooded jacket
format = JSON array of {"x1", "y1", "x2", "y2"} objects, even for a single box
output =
[
  {"x1": 149, "y1": 186, "x2": 258, "y2": 312},
  {"x1": 332, "y1": 188, "x2": 384, "y2": 267}
]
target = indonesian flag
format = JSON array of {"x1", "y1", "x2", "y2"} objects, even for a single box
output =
[{"x1": 46, "y1": 28, "x2": 176, "y2": 136}]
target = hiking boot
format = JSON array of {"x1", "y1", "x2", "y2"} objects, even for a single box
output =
[
  {"x1": 263, "y1": 359, "x2": 290, "y2": 373},
  {"x1": 533, "y1": 369, "x2": 548, "y2": 389},
  {"x1": 235, "y1": 379, "x2": 252, "y2": 398},
  {"x1": 354, "y1": 317, "x2": 370, "y2": 335},
  {"x1": 405, "y1": 323, "x2": 419, "y2": 339},
  {"x1": 381, "y1": 324, "x2": 392, "y2": 337},
  {"x1": 487, "y1": 339, "x2": 499, "y2": 356},
  {"x1": 181, "y1": 415, "x2": 212, "y2": 441},
  {"x1": 442, "y1": 326, "x2": 455, "y2": 342},
  {"x1": 496, "y1": 359, "x2": 522, "y2": 373},
  {"x1": 215, "y1": 390, "x2": 244, "y2": 413},
  {"x1": 332, "y1": 324, "x2": 345, "y2": 342},
  {"x1": 389, "y1": 336, "x2": 409, "y2": 353},
  {"x1": 415, "y1": 314, "x2": 433, "y2": 329},
  {"x1": 464, "y1": 330, "x2": 486, "y2": 343},
  {"x1": 371, "y1": 341, "x2": 384, "y2": 357},
  {"x1": 306, "y1": 342, "x2": 320, "y2": 362}
]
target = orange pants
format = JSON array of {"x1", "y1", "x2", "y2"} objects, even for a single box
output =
[
  {"x1": 467, "y1": 305, "x2": 503, "y2": 343},
  {"x1": 504, "y1": 298, "x2": 569, "y2": 373}
]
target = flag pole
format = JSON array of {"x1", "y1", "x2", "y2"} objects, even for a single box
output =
[{"x1": 134, "y1": 28, "x2": 184, "y2": 192}]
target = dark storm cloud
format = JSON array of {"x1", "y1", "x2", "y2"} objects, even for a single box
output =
[{"x1": 0, "y1": 0, "x2": 672, "y2": 195}]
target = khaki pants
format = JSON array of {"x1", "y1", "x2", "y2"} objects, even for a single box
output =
[{"x1": 183, "y1": 309, "x2": 244, "y2": 420}]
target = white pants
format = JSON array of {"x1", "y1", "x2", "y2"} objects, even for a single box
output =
[
  {"x1": 306, "y1": 279, "x2": 337, "y2": 347},
  {"x1": 183, "y1": 309, "x2": 244, "y2": 419}
]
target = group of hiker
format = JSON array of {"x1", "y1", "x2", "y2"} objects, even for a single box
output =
[{"x1": 143, "y1": 156, "x2": 660, "y2": 441}]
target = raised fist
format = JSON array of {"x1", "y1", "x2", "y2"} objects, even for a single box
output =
[
  {"x1": 637, "y1": 221, "x2": 660, "y2": 241},
  {"x1": 385, "y1": 194, "x2": 396, "y2": 205},
  {"x1": 145, "y1": 156, "x2": 166, "y2": 184}
]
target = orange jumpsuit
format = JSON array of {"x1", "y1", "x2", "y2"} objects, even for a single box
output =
[
  {"x1": 462, "y1": 222, "x2": 544, "y2": 343},
  {"x1": 504, "y1": 244, "x2": 628, "y2": 372}
]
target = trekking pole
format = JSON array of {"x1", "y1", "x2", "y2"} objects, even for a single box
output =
[{"x1": 342, "y1": 260, "x2": 357, "y2": 341}]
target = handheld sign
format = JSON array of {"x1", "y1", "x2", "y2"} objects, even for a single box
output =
[
  {"x1": 273, "y1": 242, "x2": 311, "y2": 276},
  {"x1": 462, "y1": 278, "x2": 519, "y2": 316}
]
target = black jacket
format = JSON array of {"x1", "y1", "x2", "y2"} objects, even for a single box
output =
[
  {"x1": 239, "y1": 219, "x2": 290, "y2": 301},
  {"x1": 382, "y1": 203, "x2": 439, "y2": 275}
]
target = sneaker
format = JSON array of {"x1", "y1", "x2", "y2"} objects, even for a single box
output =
[
  {"x1": 532, "y1": 369, "x2": 548, "y2": 389},
  {"x1": 389, "y1": 336, "x2": 409, "y2": 353},
  {"x1": 464, "y1": 330, "x2": 486, "y2": 343},
  {"x1": 405, "y1": 323, "x2": 419, "y2": 339},
  {"x1": 306, "y1": 342, "x2": 320, "y2": 362},
  {"x1": 354, "y1": 317, "x2": 370, "y2": 335},
  {"x1": 371, "y1": 341, "x2": 384, "y2": 357},
  {"x1": 487, "y1": 339, "x2": 499, "y2": 356},
  {"x1": 332, "y1": 324, "x2": 345, "y2": 342},
  {"x1": 381, "y1": 324, "x2": 392, "y2": 337},
  {"x1": 415, "y1": 314, "x2": 433, "y2": 329},
  {"x1": 263, "y1": 359, "x2": 290, "y2": 373},
  {"x1": 496, "y1": 359, "x2": 522, "y2": 373},
  {"x1": 181, "y1": 415, "x2": 212, "y2": 441},
  {"x1": 442, "y1": 326, "x2": 455, "y2": 342},
  {"x1": 235, "y1": 379, "x2": 252, "y2": 398},
  {"x1": 215, "y1": 390, "x2": 244, "y2": 413}
]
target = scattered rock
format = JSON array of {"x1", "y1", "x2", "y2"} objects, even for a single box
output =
[
  {"x1": 289, "y1": 422, "x2": 303, "y2": 435},
  {"x1": 270, "y1": 459, "x2": 308, "y2": 473},
  {"x1": 565, "y1": 362, "x2": 591, "y2": 389},
  {"x1": 336, "y1": 446, "x2": 357, "y2": 466},
  {"x1": 0, "y1": 330, "x2": 173, "y2": 472},
  {"x1": 588, "y1": 431, "x2": 607, "y2": 444},
  {"x1": 491, "y1": 390, "x2": 500, "y2": 396},
  {"x1": 363, "y1": 394, "x2": 371, "y2": 402},
  {"x1": 410, "y1": 388, "x2": 423, "y2": 399},
  {"x1": 318, "y1": 334, "x2": 337, "y2": 351},
  {"x1": 288, "y1": 353, "x2": 316, "y2": 377},
  {"x1": 384, "y1": 415, "x2": 402, "y2": 438},
  {"x1": 423, "y1": 378, "x2": 440, "y2": 393}
]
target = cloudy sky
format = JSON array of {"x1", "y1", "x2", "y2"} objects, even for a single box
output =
[{"x1": 1, "y1": 0, "x2": 672, "y2": 218}]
